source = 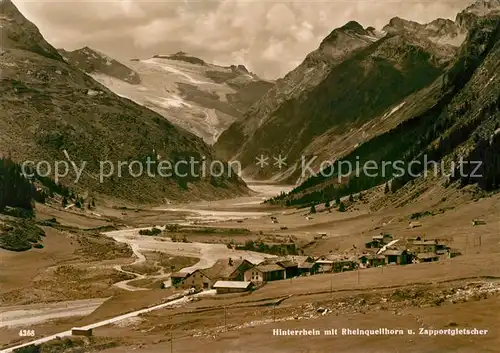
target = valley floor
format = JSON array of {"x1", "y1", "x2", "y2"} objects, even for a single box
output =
[{"x1": 0, "y1": 183, "x2": 498, "y2": 352}]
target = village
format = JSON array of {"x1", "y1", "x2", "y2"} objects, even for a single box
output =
[
  {"x1": 2, "y1": 183, "x2": 497, "y2": 353},
  {"x1": 170, "y1": 226, "x2": 463, "y2": 295}
]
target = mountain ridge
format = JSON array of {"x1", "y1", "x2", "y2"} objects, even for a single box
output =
[
  {"x1": 216, "y1": 0, "x2": 500, "y2": 184},
  {"x1": 215, "y1": 20, "x2": 379, "y2": 160},
  {"x1": 0, "y1": 0, "x2": 63, "y2": 61},
  {"x1": 59, "y1": 47, "x2": 141, "y2": 84},
  {"x1": 0, "y1": 0, "x2": 247, "y2": 203},
  {"x1": 216, "y1": 21, "x2": 458, "y2": 182},
  {"x1": 269, "y1": 13, "x2": 500, "y2": 207},
  {"x1": 70, "y1": 49, "x2": 274, "y2": 144}
]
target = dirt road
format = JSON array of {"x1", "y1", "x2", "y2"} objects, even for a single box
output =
[
  {"x1": 0, "y1": 290, "x2": 202, "y2": 353},
  {"x1": 105, "y1": 227, "x2": 273, "y2": 276},
  {"x1": 112, "y1": 243, "x2": 149, "y2": 292},
  {"x1": 0, "y1": 183, "x2": 287, "y2": 344}
]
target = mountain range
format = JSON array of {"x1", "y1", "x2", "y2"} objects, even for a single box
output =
[
  {"x1": 0, "y1": 0, "x2": 246, "y2": 203},
  {"x1": 215, "y1": 0, "x2": 500, "y2": 189},
  {"x1": 266, "y1": 1, "x2": 500, "y2": 206},
  {"x1": 59, "y1": 48, "x2": 273, "y2": 144}
]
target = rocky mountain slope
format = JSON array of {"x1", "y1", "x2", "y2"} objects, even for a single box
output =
[
  {"x1": 217, "y1": 21, "x2": 459, "y2": 182},
  {"x1": 0, "y1": 0, "x2": 246, "y2": 203},
  {"x1": 215, "y1": 21, "x2": 380, "y2": 160},
  {"x1": 270, "y1": 12, "x2": 500, "y2": 207},
  {"x1": 456, "y1": 0, "x2": 500, "y2": 28},
  {"x1": 58, "y1": 47, "x2": 141, "y2": 84},
  {"x1": 216, "y1": 0, "x2": 500, "y2": 184},
  {"x1": 382, "y1": 17, "x2": 466, "y2": 46},
  {"x1": 63, "y1": 49, "x2": 273, "y2": 144}
]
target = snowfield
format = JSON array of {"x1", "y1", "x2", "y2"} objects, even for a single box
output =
[{"x1": 89, "y1": 56, "x2": 267, "y2": 144}]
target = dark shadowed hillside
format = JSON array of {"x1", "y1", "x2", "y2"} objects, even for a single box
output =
[
  {"x1": 217, "y1": 1, "x2": 500, "y2": 185},
  {"x1": 0, "y1": 0, "x2": 246, "y2": 203},
  {"x1": 215, "y1": 21, "x2": 378, "y2": 160},
  {"x1": 270, "y1": 14, "x2": 500, "y2": 207},
  {"x1": 221, "y1": 28, "x2": 457, "y2": 182}
]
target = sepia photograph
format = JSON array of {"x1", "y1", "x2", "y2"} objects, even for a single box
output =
[{"x1": 0, "y1": 0, "x2": 499, "y2": 352}]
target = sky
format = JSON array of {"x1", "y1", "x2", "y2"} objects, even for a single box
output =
[{"x1": 13, "y1": 0, "x2": 473, "y2": 79}]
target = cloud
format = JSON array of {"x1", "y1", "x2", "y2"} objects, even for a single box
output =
[{"x1": 13, "y1": 0, "x2": 472, "y2": 79}]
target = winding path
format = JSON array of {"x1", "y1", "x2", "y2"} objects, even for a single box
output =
[
  {"x1": 112, "y1": 243, "x2": 150, "y2": 291},
  {"x1": 106, "y1": 226, "x2": 272, "y2": 292}
]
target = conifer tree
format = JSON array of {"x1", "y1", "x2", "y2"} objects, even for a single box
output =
[{"x1": 0, "y1": 157, "x2": 35, "y2": 212}]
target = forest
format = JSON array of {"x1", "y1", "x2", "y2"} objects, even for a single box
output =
[{"x1": 0, "y1": 157, "x2": 38, "y2": 213}]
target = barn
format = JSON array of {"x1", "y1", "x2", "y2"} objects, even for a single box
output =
[{"x1": 213, "y1": 281, "x2": 253, "y2": 294}]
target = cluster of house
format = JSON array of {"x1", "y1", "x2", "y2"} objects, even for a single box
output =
[
  {"x1": 170, "y1": 255, "x2": 321, "y2": 294},
  {"x1": 170, "y1": 253, "x2": 369, "y2": 294},
  {"x1": 360, "y1": 233, "x2": 460, "y2": 266},
  {"x1": 169, "y1": 233, "x2": 461, "y2": 295}
]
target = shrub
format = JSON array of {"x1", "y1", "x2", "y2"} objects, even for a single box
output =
[
  {"x1": 0, "y1": 220, "x2": 46, "y2": 251},
  {"x1": 139, "y1": 227, "x2": 162, "y2": 236},
  {"x1": 165, "y1": 224, "x2": 179, "y2": 232},
  {"x1": 13, "y1": 344, "x2": 40, "y2": 353}
]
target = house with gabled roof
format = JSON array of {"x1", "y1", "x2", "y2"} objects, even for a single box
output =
[
  {"x1": 365, "y1": 233, "x2": 393, "y2": 249},
  {"x1": 359, "y1": 253, "x2": 386, "y2": 267},
  {"x1": 297, "y1": 261, "x2": 318, "y2": 275},
  {"x1": 170, "y1": 272, "x2": 189, "y2": 287},
  {"x1": 175, "y1": 269, "x2": 213, "y2": 290},
  {"x1": 315, "y1": 259, "x2": 334, "y2": 273},
  {"x1": 262, "y1": 255, "x2": 317, "y2": 276},
  {"x1": 415, "y1": 252, "x2": 440, "y2": 263},
  {"x1": 202, "y1": 258, "x2": 254, "y2": 282},
  {"x1": 381, "y1": 248, "x2": 411, "y2": 265},
  {"x1": 411, "y1": 239, "x2": 438, "y2": 253},
  {"x1": 244, "y1": 264, "x2": 285, "y2": 284},
  {"x1": 275, "y1": 260, "x2": 298, "y2": 278},
  {"x1": 316, "y1": 254, "x2": 358, "y2": 272}
]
